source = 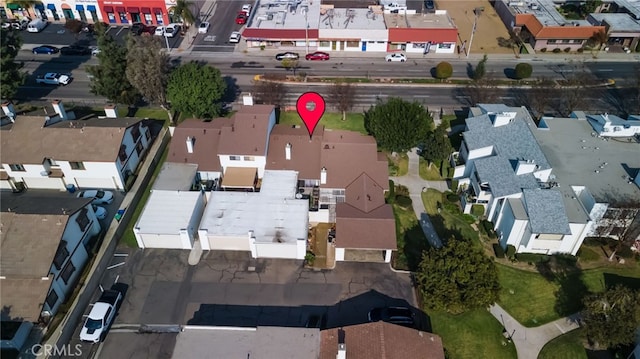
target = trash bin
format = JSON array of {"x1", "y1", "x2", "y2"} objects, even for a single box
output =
[{"x1": 66, "y1": 184, "x2": 76, "y2": 193}]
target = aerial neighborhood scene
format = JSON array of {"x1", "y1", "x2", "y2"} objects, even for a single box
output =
[{"x1": 1, "y1": 0, "x2": 640, "y2": 357}]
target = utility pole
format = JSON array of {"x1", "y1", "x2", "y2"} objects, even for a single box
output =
[
  {"x1": 305, "y1": 11, "x2": 309, "y2": 54},
  {"x1": 466, "y1": 10, "x2": 479, "y2": 58}
]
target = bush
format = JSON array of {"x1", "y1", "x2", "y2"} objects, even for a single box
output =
[
  {"x1": 493, "y1": 243, "x2": 505, "y2": 258},
  {"x1": 451, "y1": 179, "x2": 459, "y2": 192},
  {"x1": 462, "y1": 214, "x2": 477, "y2": 224},
  {"x1": 435, "y1": 61, "x2": 453, "y2": 80},
  {"x1": 514, "y1": 63, "x2": 533, "y2": 79},
  {"x1": 471, "y1": 204, "x2": 485, "y2": 217},
  {"x1": 447, "y1": 167, "x2": 455, "y2": 178},
  {"x1": 387, "y1": 180, "x2": 395, "y2": 203},
  {"x1": 445, "y1": 192, "x2": 459, "y2": 203},
  {"x1": 395, "y1": 195, "x2": 413, "y2": 208},
  {"x1": 481, "y1": 220, "x2": 495, "y2": 236},
  {"x1": 442, "y1": 201, "x2": 461, "y2": 214},
  {"x1": 577, "y1": 47, "x2": 584, "y2": 53},
  {"x1": 540, "y1": 48, "x2": 547, "y2": 53},
  {"x1": 516, "y1": 253, "x2": 549, "y2": 263},
  {"x1": 395, "y1": 185, "x2": 410, "y2": 197},
  {"x1": 552, "y1": 48, "x2": 562, "y2": 53},
  {"x1": 441, "y1": 160, "x2": 450, "y2": 178},
  {"x1": 564, "y1": 47, "x2": 571, "y2": 53},
  {"x1": 506, "y1": 245, "x2": 517, "y2": 258}
]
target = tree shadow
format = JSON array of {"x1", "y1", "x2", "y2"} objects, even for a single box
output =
[
  {"x1": 402, "y1": 223, "x2": 430, "y2": 271},
  {"x1": 466, "y1": 63, "x2": 474, "y2": 79},
  {"x1": 221, "y1": 76, "x2": 240, "y2": 105},
  {"x1": 503, "y1": 68, "x2": 516, "y2": 80},
  {"x1": 603, "y1": 273, "x2": 640, "y2": 291}
]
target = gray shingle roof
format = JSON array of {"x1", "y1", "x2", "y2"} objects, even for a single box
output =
[
  {"x1": 474, "y1": 156, "x2": 540, "y2": 198},
  {"x1": 523, "y1": 189, "x2": 572, "y2": 235}
]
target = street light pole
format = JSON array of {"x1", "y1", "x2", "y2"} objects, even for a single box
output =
[
  {"x1": 305, "y1": 11, "x2": 309, "y2": 54},
  {"x1": 466, "y1": 12, "x2": 478, "y2": 59}
]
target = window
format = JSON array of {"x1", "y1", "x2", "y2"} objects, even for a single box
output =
[
  {"x1": 53, "y1": 241, "x2": 69, "y2": 270},
  {"x1": 61, "y1": 261, "x2": 76, "y2": 284},
  {"x1": 118, "y1": 144, "x2": 128, "y2": 162},
  {"x1": 243, "y1": 156, "x2": 254, "y2": 161},
  {"x1": 44, "y1": 158, "x2": 57, "y2": 166},
  {"x1": 70, "y1": 161, "x2": 85, "y2": 170},
  {"x1": 144, "y1": 127, "x2": 151, "y2": 142},
  {"x1": 548, "y1": 39, "x2": 557, "y2": 44},
  {"x1": 131, "y1": 125, "x2": 141, "y2": 141},
  {"x1": 9, "y1": 164, "x2": 25, "y2": 171},
  {"x1": 46, "y1": 289, "x2": 59, "y2": 308},
  {"x1": 135, "y1": 141, "x2": 144, "y2": 156},
  {"x1": 75, "y1": 208, "x2": 90, "y2": 231},
  {"x1": 346, "y1": 40, "x2": 359, "y2": 47},
  {"x1": 319, "y1": 41, "x2": 330, "y2": 47},
  {"x1": 562, "y1": 39, "x2": 570, "y2": 43},
  {"x1": 229, "y1": 156, "x2": 241, "y2": 161}
]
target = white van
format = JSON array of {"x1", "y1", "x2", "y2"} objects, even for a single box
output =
[{"x1": 27, "y1": 18, "x2": 47, "y2": 33}]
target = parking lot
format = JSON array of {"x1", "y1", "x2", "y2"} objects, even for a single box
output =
[{"x1": 62, "y1": 248, "x2": 416, "y2": 358}]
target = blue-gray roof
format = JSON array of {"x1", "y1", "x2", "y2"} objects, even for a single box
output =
[
  {"x1": 588, "y1": 13, "x2": 640, "y2": 32},
  {"x1": 474, "y1": 156, "x2": 540, "y2": 198},
  {"x1": 523, "y1": 189, "x2": 572, "y2": 235}
]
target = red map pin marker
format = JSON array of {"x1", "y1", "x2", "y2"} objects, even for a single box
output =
[{"x1": 296, "y1": 92, "x2": 325, "y2": 138}]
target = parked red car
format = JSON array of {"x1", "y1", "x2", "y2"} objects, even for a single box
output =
[
  {"x1": 305, "y1": 51, "x2": 330, "y2": 61},
  {"x1": 235, "y1": 13, "x2": 248, "y2": 25}
]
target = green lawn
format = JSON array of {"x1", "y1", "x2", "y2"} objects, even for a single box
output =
[
  {"x1": 427, "y1": 309, "x2": 517, "y2": 359},
  {"x1": 388, "y1": 153, "x2": 408, "y2": 176},
  {"x1": 538, "y1": 328, "x2": 587, "y2": 359},
  {"x1": 391, "y1": 203, "x2": 428, "y2": 271},
  {"x1": 120, "y1": 146, "x2": 169, "y2": 248},
  {"x1": 421, "y1": 189, "x2": 479, "y2": 242},
  {"x1": 278, "y1": 111, "x2": 366, "y2": 134},
  {"x1": 116, "y1": 107, "x2": 170, "y2": 121},
  {"x1": 419, "y1": 158, "x2": 443, "y2": 180}
]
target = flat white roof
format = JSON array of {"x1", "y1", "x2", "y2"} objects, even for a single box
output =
[
  {"x1": 318, "y1": 8, "x2": 387, "y2": 30},
  {"x1": 136, "y1": 190, "x2": 202, "y2": 234},
  {"x1": 200, "y1": 171, "x2": 308, "y2": 243},
  {"x1": 152, "y1": 162, "x2": 198, "y2": 191},
  {"x1": 250, "y1": 0, "x2": 321, "y2": 29}
]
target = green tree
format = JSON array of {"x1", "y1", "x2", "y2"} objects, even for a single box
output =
[
  {"x1": 64, "y1": 19, "x2": 84, "y2": 39},
  {"x1": 0, "y1": 28, "x2": 26, "y2": 100},
  {"x1": 435, "y1": 61, "x2": 453, "y2": 80},
  {"x1": 281, "y1": 58, "x2": 300, "y2": 76},
  {"x1": 589, "y1": 29, "x2": 608, "y2": 50},
  {"x1": 581, "y1": 0, "x2": 602, "y2": 16},
  {"x1": 87, "y1": 30, "x2": 140, "y2": 105},
  {"x1": 126, "y1": 35, "x2": 173, "y2": 123},
  {"x1": 473, "y1": 54, "x2": 488, "y2": 80},
  {"x1": 167, "y1": 62, "x2": 226, "y2": 118},
  {"x1": 514, "y1": 63, "x2": 533, "y2": 79},
  {"x1": 328, "y1": 81, "x2": 356, "y2": 121},
  {"x1": 421, "y1": 126, "x2": 453, "y2": 165},
  {"x1": 415, "y1": 237, "x2": 500, "y2": 314},
  {"x1": 169, "y1": 0, "x2": 196, "y2": 28},
  {"x1": 364, "y1": 97, "x2": 434, "y2": 153},
  {"x1": 582, "y1": 285, "x2": 640, "y2": 349}
]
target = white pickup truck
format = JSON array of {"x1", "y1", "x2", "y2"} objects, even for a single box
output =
[
  {"x1": 80, "y1": 285, "x2": 124, "y2": 343},
  {"x1": 36, "y1": 72, "x2": 72, "y2": 86}
]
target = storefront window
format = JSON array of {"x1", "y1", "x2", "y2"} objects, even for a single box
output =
[
  {"x1": 90, "y1": 11, "x2": 98, "y2": 22},
  {"x1": 119, "y1": 11, "x2": 127, "y2": 23},
  {"x1": 319, "y1": 41, "x2": 330, "y2": 47},
  {"x1": 108, "y1": 12, "x2": 116, "y2": 23},
  {"x1": 155, "y1": 12, "x2": 163, "y2": 24},
  {"x1": 144, "y1": 13, "x2": 152, "y2": 24},
  {"x1": 346, "y1": 40, "x2": 359, "y2": 47}
]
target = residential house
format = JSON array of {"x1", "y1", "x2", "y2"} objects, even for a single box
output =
[
  {"x1": 0, "y1": 101, "x2": 153, "y2": 192},
  {"x1": 0, "y1": 192, "x2": 102, "y2": 323},
  {"x1": 454, "y1": 104, "x2": 640, "y2": 255},
  {"x1": 320, "y1": 321, "x2": 445, "y2": 359}
]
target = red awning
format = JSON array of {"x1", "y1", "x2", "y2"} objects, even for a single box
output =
[
  {"x1": 103, "y1": 6, "x2": 114, "y2": 12},
  {"x1": 115, "y1": 6, "x2": 126, "y2": 12},
  {"x1": 127, "y1": 7, "x2": 139, "y2": 12},
  {"x1": 152, "y1": 7, "x2": 163, "y2": 14},
  {"x1": 141, "y1": 7, "x2": 151, "y2": 13}
]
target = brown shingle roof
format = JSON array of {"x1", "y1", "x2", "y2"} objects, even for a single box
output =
[
  {"x1": 1, "y1": 116, "x2": 142, "y2": 164},
  {"x1": 320, "y1": 322, "x2": 445, "y2": 359},
  {"x1": 266, "y1": 125, "x2": 323, "y2": 180},
  {"x1": 217, "y1": 107, "x2": 275, "y2": 156},
  {"x1": 345, "y1": 173, "x2": 385, "y2": 213},
  {"x1": 167, "y1": 118, "x2": 234, "y2": 172},
  {"x1": 336, "y1": 203, "x2": 397, "y2": 250},
  {"x1": 0, "y1": 277, "x2": 52, "y2": 322}
]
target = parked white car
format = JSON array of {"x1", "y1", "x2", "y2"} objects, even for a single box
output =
[
  {"x1": 36, "y1": 72, "x2": 72, "y2": 86},
  {"x1": 198, "y1": 22, "x2": 210, "y2": 34},
  {"x1": 385, "y1": 53, "x2": 407, "y2": 62},
  {"x1": 77, "y1": 190, "x2": 114, "y2": 205},
  {"x1": 229, "y1": 31, "x2": 241, "y2": 43},
  {"x1": 241, "y1": 4, "x2": 252, "y2": 14},
  {"x1": 164, "y1": 23, "x2": 181, "y2": 38},
  {"x1": 90, "y1": 46, "x2": 101, "y2": 56},
  {"x1": 154, "y1": 26, "x2": 165, "y2": 36}
]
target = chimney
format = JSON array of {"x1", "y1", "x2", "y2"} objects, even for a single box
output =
[
  {"x1": 321, "y1": 167, "x2": 327, "y2": 185},
  {"x1": 186, "y1": 136, "x2": 194, "y2": 153},
  {"x1": 285, "y1": 143, "x2": 292, "y2": 160},
  {"x1": 243, "y1": 93, "x2": 254, "y2": 106},
  {"x1": 336, "y1": 344, "x2": 346, "y2": 359},
  {"x1": 52, "y1": 100, "x2": 68, "y2": 120},
  {"x1": 104, "y1": 103, "x2": 118, "y2": 118},
  {"x1": 2, "y1": 102, "x2": 16, "y2": 122}
]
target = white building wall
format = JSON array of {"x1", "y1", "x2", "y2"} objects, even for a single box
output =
[
  {"x1": 219, "y1": 156, "x2": 267, "y2": 178},
  {"x1": 69, "y1": 161, "x2": 123, "y2": 190},
  {"x1": 335, "y1": 247, "x2": 345, "y2": 261},
  {"x1": 558, "y1": 222, "x2": 590, "y2": 255},
  {"x1": 199, "y1": 171, "x2": 222, "y2": 182},
  {"x1": 135, "y1": 233, "x2": 185, "y2": 249},
  {"x1": 0, "y1": 180, "x2": 13, "y2": 190},
  {"x1": 309, "y1": 210, "x2": 330, "y2": 224},
  {"x1": 3, "y1": 164, "x2": 66, "y2": 190},
  {"x1": 254, "y1": 242, "x2": 300, "y2": 259},
  {"x1": 533, "y1": 168, "x2": 552, "y2": 183},
  {"x1": 467, "y1": 146, "x2": 494, "y2": 160},
  {"x1": 200, "y1": 232, "x2": 251, "y2": 252}
]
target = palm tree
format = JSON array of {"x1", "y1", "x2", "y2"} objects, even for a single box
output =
[
  {"x1": 590, "y1": 29, "x2": 609, "y2": 51},
  {"x1": 8, "y1": 0, "x2": 37, "y2": 19},
  {"x1": 169, "y1": 0, "x2": 196, "y2": 28}
]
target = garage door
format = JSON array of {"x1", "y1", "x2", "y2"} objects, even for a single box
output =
[
  {"x1": 207, "y1": 235, "x2": 250, "y2": 251},
  {"x1": 75, "y1": 177, "x2": 118, "y2": 190},
  {"x1": 24, "y1": 176, "x2": 65, "y2": 189}
]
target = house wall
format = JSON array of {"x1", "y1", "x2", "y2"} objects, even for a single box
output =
[
  {"x1": 495, "y1": 200, "x2": 528, "y2": 249},
  {"x1": 3, "y1": 164, "x2": 66, "y2": 190},
  {"x1": 219, "y1": 155, "x2": 266, "y2": 178},
  {"x1": 69, "y1": 161, "x2": 122, "y2": 189},
  {"x1": 309, "y1": 209, "x2": 330, "y2": 223},
  {"x1": 254, "y1": 241, "x2": 302, "y2": 259},
  {"x1": 533, "y1": 168, "x2": 552, "y2": 183},
  {"x1": 198, "y1": 230, "x2": 251, "y2": 252},
  {"x1": 533, "y1": 39, "x2": 585, "y2": 51},
  {"x1": 44, "y1": 205, "x2": 101, "y2": 316},
  {"x1": 115, "y1": 123, "x2": 152, "y2": 185},
  {"x1": 135, "y1": 233, "x2": 185, "y2": 249},
  {"x1": 198, "y1": 170, "x2": 222, "y2": 182}
]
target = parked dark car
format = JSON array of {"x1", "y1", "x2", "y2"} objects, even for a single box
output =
[
  {"x1": 32, "y1": 45, "x2": 60, "y2": 54},
  {"x1": 305, "y1": 51, "x2": 330, "y2": 61},
  {"x1": 368, "y1": 307, "x2": 415, "y2": 327},
  {"x1": 275, "y1": 52, "x2": 300, "y2": 60},
  {"x1": 60, "y1": 45, "x2": 91, "y2": 56},
  {"x1": 425, "y1": 0, "x2": 435, "y2": 10},
  {"x1": 130, "y1": 22, "x2": 154, "y2": 35}
]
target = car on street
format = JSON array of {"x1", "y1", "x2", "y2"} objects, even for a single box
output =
[
  {"x1": 275, "y1": 52, "x2": 299, "y2": 60},
  {"x1": 79, "y1": 285, "x2": 124, "y2": 343},
  {"x1": 77, "y1": 190, "x2": 114, "y2": 205},
  {"x1": 4, "y1": 18, "x2": 29, "y2": 30},
  {"x1": 130, "y1": 22, "x2": 154, "y2": 35},
  {"x1": 235, "y1": 13, "x2": 248, "y2": 24},
  {"x1": 368, "y1": 306, "x2": 415, "y2": 327},
  {"x1": 36, "y1": 72, "x2": 72, "y2": 86},
  {"x1": 90, "y1": 46, "x2": 101, "y2": 56},
  {"x1": 154, "y1": 26, "x2": 165, "y2": 36},
  {"x1": 60, "y1": 45, "x2": 91, "y2": 56},
  {"x1": 241, "y1": 4, "x2": 252, "y2": 14},
  {"x1": 92, "y1": 205, "x2": 107, "y2": 220},
  {"x1": 385, "y1": 53, "x2": 407, "y2": 62},
  {"x1": 198, "y1": 21, "x2": 210, "y2": 34},
  {"x1": 163, "y1": 23, "x2": 180, "y2": 38},
  {"x1": 229, "y1": 31, "x2": 241, "y2": 43},
  {"x1": 32, "y1": 45, "x2": 60, "y2": 55},
  {"x1": 305, "y1": 51, "x2": 330, "y2": 61}
]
